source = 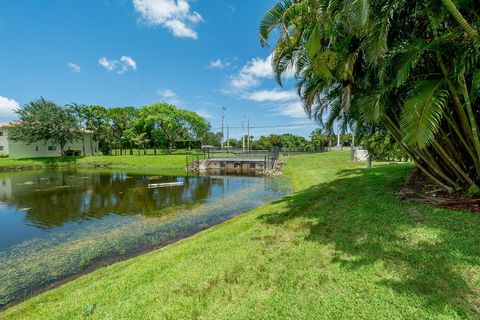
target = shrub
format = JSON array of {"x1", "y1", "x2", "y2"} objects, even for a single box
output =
[{"x1": 359, "y1": 133, "x2": 406, "y2": 162}]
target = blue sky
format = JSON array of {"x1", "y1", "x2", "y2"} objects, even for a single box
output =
[{"x1": 0, "y1": 0, "x2": 319, "y2": 138}]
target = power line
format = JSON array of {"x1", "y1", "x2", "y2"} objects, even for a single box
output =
[{"x1": 212, "y1": 122, "x2": 316, "y2": 131}]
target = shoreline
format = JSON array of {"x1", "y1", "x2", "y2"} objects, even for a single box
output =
[
  {"x1": 4, "y1": 152, "x2": 480, "y2": 319},
  {"x1": 0, "y1": 165, "x2": 290, "y2": 310}
]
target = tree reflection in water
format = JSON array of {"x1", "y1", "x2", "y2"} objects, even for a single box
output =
[
  {"x1": 0, "y1": 170, "x2": 237, "y2": 229},
  {"x1": 0, "y1": 169, "x2": 290, "y2": 307}
]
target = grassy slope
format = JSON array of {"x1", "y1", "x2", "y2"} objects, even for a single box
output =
[{"x1": 3, "y1": 152, "x2": 480, "y2": 319}]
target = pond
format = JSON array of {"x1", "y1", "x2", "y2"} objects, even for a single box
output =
[{"x1": 0, "y1": 169, "x2": 290, "y2": 307}]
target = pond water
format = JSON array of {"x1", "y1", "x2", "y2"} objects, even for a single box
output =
[{"x1": 0, "y1": 169, "x2": 290, "y2": 307}]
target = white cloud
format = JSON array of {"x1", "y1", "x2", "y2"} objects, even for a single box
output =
[
  {"x1": 275, "y1": 101, "x2": 307, "y2": 118},
  {"x1": 228, "y1": 54, "x2": 295, "y2": 90},
  {"x1": 223, "y1": 54, "x2": 303, "y2": 119},
  {"x1": 119, "y1": 56, "x2": 137, "y2": 73},
  {"x1": 195, "y1": 109, "x2": 214, "y2": 119},
  {"x1": 241, "y1": 55, "x2": 275, "y2": 79},
  {"x1": 99, "y1": 57, "x2": 117, "y2": 71},
  {"x1": 208, "y1": 59, "x2": 230, "y2": 69},
  {"x1": 99, "y1": 56, "x2": 137, "y2": 73},
  {"x1": 158, "y1": 87, "x2": 180, "y2": 104},
  {"x1": 244, "y1": 89, "x2": 307, "y2": 119},
  {"x1": 158, "y1": 88, "x2": 176, "y2": 98},
  {"x1": 229, "y1": 73, "x2": 260, "y2": 90},
  {"x1": 0, "y1": 96, "x2": 19, "y2": 118},
  {"x1": 67, "y1": 62, "x2": 81, "y2": 73},
  {"x1": 245, "y1": 89, "x2": 297, "y2": 102},
  {"x1": 133, "y1": 0, "x2": 203, "y2": 39}
]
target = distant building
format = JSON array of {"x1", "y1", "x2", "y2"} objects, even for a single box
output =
[{"x1": 0, "y1": 122, "x2": 100, "y2": 158}]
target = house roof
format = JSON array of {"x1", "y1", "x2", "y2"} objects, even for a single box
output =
[{"x1": 0, "y1": 121, "x2": 20, "y2": 128}]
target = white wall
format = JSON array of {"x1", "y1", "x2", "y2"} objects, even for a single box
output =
[
  {"x1": 0, "y1": 129, "x2": 9, "y2": 155},
  {"x1": 0, "y1": 129, "x2": 100, "y2": 158}
]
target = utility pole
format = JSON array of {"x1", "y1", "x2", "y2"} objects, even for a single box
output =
[
  {"x1": 247, "y1": 118, "x2": 250, "y2": 151},
  {"x1": 220, "y1": 107, "x2": 226, "y2": 150},
  {"x1": 242, "y1": 120, "x2": 245, "y2": 152},
  {"x1": 227, "y1": 123, "x2": 230, "y2": 148}
]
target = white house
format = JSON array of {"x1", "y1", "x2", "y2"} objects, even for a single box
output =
[{"x1": 0, "y1": 122, "x2": 100, "y2": 159}]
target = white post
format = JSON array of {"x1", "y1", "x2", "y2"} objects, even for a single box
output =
[
  {"x1": 247, "y1": 118, "x2": 250, "y2": 151},
  {"x1": 242, "y1": 120, "x2": 245, "y2": 152},
  {"x1": 221, "y1": 107, "x2": 225, "y2": 150},
  {"x1": 227, "y1": 123, "x2": 230, "y2": 148}
]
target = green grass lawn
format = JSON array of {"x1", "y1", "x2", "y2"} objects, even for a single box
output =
[
  {"x1": 2, "y1": 152, "x2": 480, "y2": 319},
  {"x1": 0, "y1": 150, "x2": 203, "y2": 171}
]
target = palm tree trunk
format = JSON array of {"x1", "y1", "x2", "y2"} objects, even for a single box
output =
[
  {"x1": 431, "y1": 140, "x2": 475, "y2": 186},
  {"x1": 385, "y1": 115, "x2": 455, "y2": 191},
  {"x1": 90, "y1": 135, "x2": 94, "y2": 156},
  {"x1": 434, "y1": 52, "x2": 480, "y2": 177},
  {"x1": 440, "y1": 0, "x2": 479, "y2": 43},
  {"x1": 459, "y1": 73, "x2": 480, "y2": 179}
]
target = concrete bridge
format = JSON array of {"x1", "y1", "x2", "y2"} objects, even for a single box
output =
[{"x1": 198, "y1": 157, "x2": 272, "y2": 172}]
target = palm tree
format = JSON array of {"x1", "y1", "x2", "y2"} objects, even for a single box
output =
[{"x1": 260, "y1": 0, "x2": 480, "y2": 192}]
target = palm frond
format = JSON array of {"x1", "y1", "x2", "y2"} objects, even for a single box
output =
[
  {"x1": 470, "y1": 68, "x2": 480, "y2": 102},
  {"x1": 358, "y1": 91, "x2": 385, "y2": 123},
  {"x1": 343, "y1": 0, "x2": 370, "y2": 33},
  {"x1": 259, "y1": 0, "x2": 294, "y2": 47},
  {"x1": 389, "y1": 41, "x2": 426, "y2": 88},
  {"x1": 361, "y1": 0, "x2": 407, "y2": 65},
  {"x1": 401, "y1": 79, "x2": 448, "y2": 148}
]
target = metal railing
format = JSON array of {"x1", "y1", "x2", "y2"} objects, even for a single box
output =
[{"x1": 204, "y1": 148, "x2": 272, "y2": 160}]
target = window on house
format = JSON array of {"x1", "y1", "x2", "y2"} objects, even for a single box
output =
[
  {"x1": 0, "y1": 146, "x2": 4, "y2": 151},
  {"x1": 48, "y1": 145, "x2": 57, "y2": 151},
  {"x1": 0, "y1": 132, "x2": 4, "y2": 136},
  {"x1": 35, "y1": 146, "x2": 39, "y2": 152}
]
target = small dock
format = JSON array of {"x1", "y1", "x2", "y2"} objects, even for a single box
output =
[{"x1": 148, "y1": 181, "x2": 184, "y2": 188}]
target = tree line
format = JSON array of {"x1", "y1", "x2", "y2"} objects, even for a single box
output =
[
  {"x1": 8, "y1": 98, "x2": 400, "y2": 159},
  {"x1": 9, "y1": 98, "x2": 209, "y2": 156},
  {"x1": 11, "y1": 98, "x2": 377, "y2": 156},
  {"x1": 261, "y1": 0, "x2": 479, "y2": 193}
]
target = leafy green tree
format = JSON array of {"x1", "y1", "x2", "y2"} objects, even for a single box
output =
[
  {"x1": 125, "y1": 128, "x2": 150, "y2": 155},
  {"x1": 202, "y1": 130, "x2": 222, "y2": 147},
  {"x1": 139, "y1": 103, "x2": 208, "y2": 153},
  {"x1": 9, "y1": 98, "x2": 82, "y2": 156},
  {"x1": 83, "y1": 105, "x2": 112, "y2": 155},
  {"x1": 108, "y1": 107, "x2": 138, "y2": 155},
  {"x1": 67, "y1": 103, "x2": 88, "y2": 156},
  {"x1": 359, "y1": 133, "x2": 406, "y2": 162},
  {"x1": 310, "y1": 129, "x2": 335, "y2": 151},
  {"x1": 226, "y1": 138, "x2": 241, "y2": 148},
  {"x1": 260, "y1": 0, "x2": 480, "y2": 192}
]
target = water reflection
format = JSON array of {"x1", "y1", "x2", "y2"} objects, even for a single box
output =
[
  {"x1": 0, "y1": 170, "x2": 285, "y2": 247},
  {"x1": 0, "y1": 169, "x2": 290, "y2": 307}
]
